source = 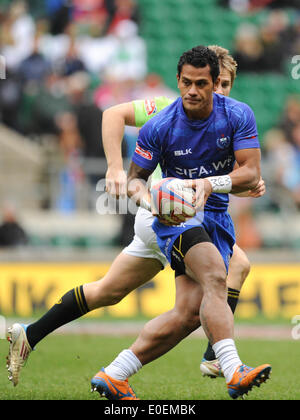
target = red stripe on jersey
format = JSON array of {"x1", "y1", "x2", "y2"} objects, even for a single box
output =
[{"x1": 135, "y1": 144, "x2": 153, "y2": 160}]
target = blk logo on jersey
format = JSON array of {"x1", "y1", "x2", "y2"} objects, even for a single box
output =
[
  {"x1": 135, "y1": 144, "x2": 153, "y2": 160},
  {"x1": 144, "y1": 99, "x2": 157, "y2": 116},
  {"x1": 216, "y1": 136, "x2": 231, "y2": 150},
  {"x1": 174, "y1": 148, "x2": 192, "y2": 156}
]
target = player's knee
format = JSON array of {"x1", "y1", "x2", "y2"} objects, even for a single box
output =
[
  {"x1": 239, "y1": 256, "x2": 251, "y2": 283},
  {"x1": 106, "y1": 289, "x2": 128, "y2": 305},
  {"x1": 230, "y1": 253, "x2": 251, "y2": 287},
  {"x1": 92, "y1": 280, "x2": 128, "y2": 306},
  {"x1": 141, "y1": 313, "x2": 177, "y2": 342},
  {"x1": 144, "y1": 309, "x2": 200, "y2": 342},
  {"x1": 174, "y1": 300, "x2": 201, "y2": 333},
  {"x1": 206, "y1": 266, "x2": 227, "y2": 291},
  {"x1": 179, "y1": 310, "x2": 201, "y2": 332}
]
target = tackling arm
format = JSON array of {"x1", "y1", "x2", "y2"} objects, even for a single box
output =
[{"x1": 102, "y1": 102, "x2": 136, "y2": 197}]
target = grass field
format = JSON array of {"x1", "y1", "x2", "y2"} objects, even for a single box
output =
[{"x1": 0, "y1": 334, "x2": 299, "y2": 400}]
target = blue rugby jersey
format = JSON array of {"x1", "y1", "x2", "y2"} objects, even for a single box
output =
[{"x1": 132, "y1": 93, "x2": 260, "y2": 211}]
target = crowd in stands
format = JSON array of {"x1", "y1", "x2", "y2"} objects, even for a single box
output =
[
  {"x1": 0, "y1": 0, "x2": 176, "y2": 245},
  {"x1": 0, "y1": 201, "x2": 28, "y2": 247},
  {"x1": 0, "y1": 0, "x2": 147, "y2": 137},
  {"x1": 231, "y1": 9, "x2": 300, "y2": 73},
  {"x1": 0, "y1": 0, "x2": 299, "y2": 248},
  {"x1": 231, "y1": 95, "x2": 300, "y2": 249},
  {"x1": 265, "y1": 96, "x2": 300, "y2": 210},
  {"x1": 220, "y1": 0, "x2": 300, "y2": 14},
  {"x1": 221, "y1": 3, "x2": 300, "y2": 218},
  {"x1": 0, "y1": 1, "x2": 176, "y2": 166}
]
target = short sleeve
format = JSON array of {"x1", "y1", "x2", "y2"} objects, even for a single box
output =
[
  {"x1": 131, "y1": 124, "x2": 161, "y2": 172},
  {"x1": 133, "y1": 97, "x2": 174, "y2": 127},
  {"x1": 232, "y1": 103, "x2": 260, "y2": 151}
]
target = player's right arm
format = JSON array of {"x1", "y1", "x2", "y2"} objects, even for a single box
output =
[
  {"x1": 127, "y1": 162, "x2": 153, "y2": 210},
  {"x1": 102, "y1": 102, "x2": 136, "y2": 197}
]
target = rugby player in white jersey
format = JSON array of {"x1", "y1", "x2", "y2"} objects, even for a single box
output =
[{"x1": 6, "y1": 46, "x2": 265, "y2": 391}]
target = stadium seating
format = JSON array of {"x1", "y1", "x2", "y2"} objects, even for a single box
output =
[
  {"x1": 138, "y1": 0, "x2": 297, "y2": 144},
  {"x1": 1, "y1": 0, "x2": 299, "y2": 250}
]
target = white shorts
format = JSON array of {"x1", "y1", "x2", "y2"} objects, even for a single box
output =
[{"x1": 123, "y1": 207, "x2": 168, "y2": 268}]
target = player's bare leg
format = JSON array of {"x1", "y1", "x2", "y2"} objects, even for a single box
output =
[
  {"x1": 96, "y1": 244, "x2": 271, "y2": 399},
  {"x1": 6, "y1": 252, "x2": 162, "y2": 386},
  {"x1": 184, "y1": 242, "x2": 271, "y2": 398},
  {"x1": 27, "y1": 252, "x2": 162, "y2": 348},
  {"x1": 97, "y1": 242, "x2": 232, "y2": 377},
  {"x1": 201, "y1": 243, "x2": 251, "y2": 378},
  {"x1": 91, "y1": 273, "x2": 202, "y2": 399},
  {"x1": 129, "y1": 274, "x2": 202, "y2": 364},
  {"x1": 227, "y1": 244, "x2": 251, "y2": 290},
  {"x1": 184, "y1": 242, "x2": 234, "y2": 343},
  {"x1": 83, "y1": 252, "x2": 162, "y2": 310}
]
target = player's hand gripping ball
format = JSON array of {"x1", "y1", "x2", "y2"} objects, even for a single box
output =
[{"x1": 150, "y1": 178, "x2": 195, "y2": 224}]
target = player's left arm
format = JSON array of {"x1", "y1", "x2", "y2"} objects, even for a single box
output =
[
  {"x1": 203, "y1": 104, "x2": 262, "y2": 199},
  {"x1": 190, "y1": 148, "x2": 261, "y2": 208},
  {"x1": 232, "y1": 177, "x2": 266, "y2": 198},
  {"x1": 185, "y1": 104, "x2": 264, "y2": 207},
  {"x1": 247, "y1": 176, "x2": 266, "y2": 197},
  {"x1": 203, "y1": 147, "x2": 261, "y2": 198},
  {"x1": 229, "y1": 147, "x2": 261, "y2": 194},
  {"x1": 231, "y1": 160, "x2": 265, "y2": 198},
  {"x1": 227, "y1": 103, "x2": 262, "y2": 194}
]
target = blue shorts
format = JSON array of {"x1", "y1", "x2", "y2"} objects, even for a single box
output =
[{"x1": 152, "y1": 210, "x2": 236, "y2": 273}]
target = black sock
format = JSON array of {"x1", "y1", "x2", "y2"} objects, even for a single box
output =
[
  {"x1": 203, "y1": 288, "x2": 240, "y2": 361},
  {"x1": 227, "y1": 287, "x2": 240, "y2": 314},
  {"x1": 26, "y1": 285, "x2": 89, "y2": 349}
]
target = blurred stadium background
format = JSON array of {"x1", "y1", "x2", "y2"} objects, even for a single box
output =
[{"x1": 0, "y1": 0, "x2": 300, "y2": 328}]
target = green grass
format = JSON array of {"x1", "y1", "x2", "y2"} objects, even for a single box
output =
[
  {"x1": 0, "y1": 335, "x2": 300, "y2": 400},
  {"x1": 7, "y1": 313, "x2": 293, "y2": 325},
  {"x1": 0, "y1": 335, "x2": 299, "y2": 400}
]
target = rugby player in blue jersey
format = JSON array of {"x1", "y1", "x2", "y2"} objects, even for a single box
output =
[
  {"x1": 7, "y1": 46, "x2": 269, "y2": 400},
  {"x1": 91, "y1": 46, "x2": 271, "y2": 399}
]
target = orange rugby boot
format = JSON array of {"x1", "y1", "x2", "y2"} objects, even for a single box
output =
[
  {"x1": 227, "y1": 363, "x2": 271, "y2": 399},
  {"x1": 91, "y1": 368, "x2": 139, "y2": 400}
]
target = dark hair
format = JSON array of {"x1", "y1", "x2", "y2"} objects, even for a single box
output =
[{"x1": 177, "y1": 45, "x2": 220, "y2": 83}]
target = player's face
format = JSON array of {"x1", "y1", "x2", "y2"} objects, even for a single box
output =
[
  {"x1": 214, "y1": 67, "x2": 232, "y2": 97},
  {"x1": 177, "y1": 64, "x2": 216, "y2": 119}
]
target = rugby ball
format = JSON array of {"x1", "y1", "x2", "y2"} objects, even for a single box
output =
[{"x1": 150, "y1": 177, "x2": 195, "y2": 223}]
